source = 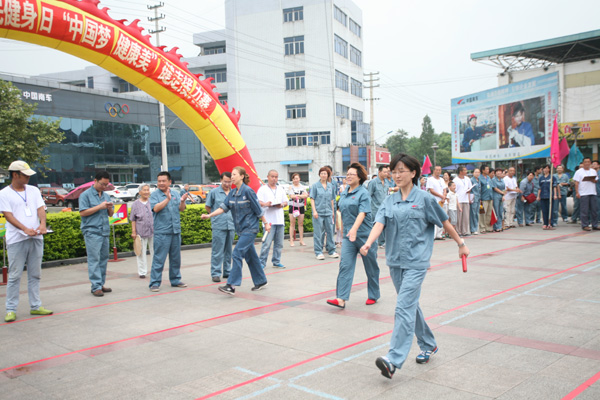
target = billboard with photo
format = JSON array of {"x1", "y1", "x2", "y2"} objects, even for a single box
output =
[{"x1": 451, "y1": 73, "x2": 559, "y2": 163}]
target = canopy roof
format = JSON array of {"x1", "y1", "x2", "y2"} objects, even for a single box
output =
[{"x1": 471, "y1": 30, "x2": 600, "y2": 71}]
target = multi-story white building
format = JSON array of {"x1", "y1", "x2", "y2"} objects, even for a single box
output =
[{"x1": 187, "y1": 0, "x2": 369, "y2": 182}]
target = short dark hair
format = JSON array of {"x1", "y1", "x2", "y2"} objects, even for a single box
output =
[
  {"x1": 512, "y1": 102, "x2": 525, "y2": 116},
  {"x1": 582, "y1": 157, "x2": 591, "y2": 162},
  {"x1": 481, "y1": 164, "x2": 489, "y2": 172},
  {"x1": 157, "y1": 171, "x2": 171, "y2": 181},
  {"x1": 378, "y1": 165, "x2": 388, "y2": 172},
  {"x1": 220, "y1": 171, "x2": 231, "y2": 179},
  {"x1": 592, "y1": 160, "x2": 599, "y2": 164},
  {"x1": 534, "y1": 166, "x2": 542, "y2": 172},
  {"x1": 457, "y1": 166, "x2": 466, "y2": 174},
  {"x1": 348, "y1": 162, "x2": 368, "y2": 185},
  {"x1": 95, "y1": 171, "x2": 110, "y2": 181},
  {"x1": 389, "y1": 153, "x2": 420, "y2": 186},
  {"x1": 495, "y1": 168, "x2": 503, "y2": 173},
  {"x1": 291, "y1": 172, "x2": 300, "y2": 180}
]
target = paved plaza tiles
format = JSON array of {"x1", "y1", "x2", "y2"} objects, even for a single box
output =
[{"x1": 1, "y1": 224, "x2": 599, "y2": 399}]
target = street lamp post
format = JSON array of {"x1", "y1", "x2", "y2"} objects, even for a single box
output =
[{"x1": 431, "y1": 142, "x2": 439, "y2": 168}]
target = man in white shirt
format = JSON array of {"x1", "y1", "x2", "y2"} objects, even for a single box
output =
[
  {"x1": 573, "y1": 157, "x2": 599, "y2": 231},
  {"x1": 0, "y1": 161, "x2": 53, "y2": 322},
  {"x1": 453, "y1": 166, "x2": 473, "y2": 236},
  {"x1": 426, "y1": 165, "x2": 446, "y2": 239},
  {"x1": 258, "y1": 170, "x2": 289, "y2": 268},
  {"x1": 502, "y1": 167, "x2": 521, "y2": 228}
]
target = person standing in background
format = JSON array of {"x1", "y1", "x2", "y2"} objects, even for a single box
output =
[
  {"x1": 287, "y1": 173, "x2": 308, "y2": 247},
  {"x1": 469, "y1": 169, "x2": 481, "y2": 235},
  {"x1": 502, "y1": 167, "x2": 521, "y2": 228},
  {"x1": 368, "y1": 165, "x2": 391, "y2": 247},
  {"x1": 205, "y1": 172, "x2": 235, "y2": 282},
  {"x1": 478, "y1": 165, "x2": 493, "y2": 234},
  {"x1": 554, "y1": 165, "x2": 570, "y2": 223},
  {"x1": 453, "y1": 166, "x2": 473, "y2": 236},
  {"x1": 573, "y1": 158, "x2": 599, "y2": 231},
  {"x1": 491, "y1": 168, "x2": 506, "y2": 232},
  {"x1": 426, "y1": 166, "x2": 446, "y2": 240},
  {"x1": 130, "y1": 184, "x2": 154, "y2": 279},
  {"x1": 258, "y1": 170, "x2": 288, "y2": 269},
  {"x1": 310, "y1": 167, "x2": 339, "y2": 260}
]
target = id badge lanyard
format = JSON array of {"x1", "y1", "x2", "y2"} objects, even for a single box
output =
[{"x1": 11, "y1": 185, "x2": 31, "y2": 216}]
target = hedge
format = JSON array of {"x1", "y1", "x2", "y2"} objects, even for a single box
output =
[{"x1": 0, "y1": 203, "x2": 314, "y2": 262}]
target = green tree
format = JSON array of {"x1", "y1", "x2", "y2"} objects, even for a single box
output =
[
  {"x1": 419, "y1": 114, "x2": 436, "y2": 160},
  {"x1": 0, "y1": 80, "x2": 63, "y2": 170},
  {"x1": 204, "y1": 154, "x2": 220, "y2": 182},
  {"x1": 384, "y1": 129, "x2": 410, "y2": 155}
]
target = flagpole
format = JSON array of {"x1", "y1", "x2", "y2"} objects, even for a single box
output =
[{"x1": 549, "y1": 163, "x2": 555, "y2": 227}]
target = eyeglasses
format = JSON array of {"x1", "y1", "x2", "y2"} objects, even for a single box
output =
[
  {"x1": 391, "y1": 170, "x2": 412, "y2": 175},
  {"x1": 346, "y1": 173, "x2": 358, "y2": 177},
  {"x1": 97, "y1": 181, "x2": 109, "y2": 186}
]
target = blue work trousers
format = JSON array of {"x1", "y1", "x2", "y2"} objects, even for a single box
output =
[
  {"x1": 5, "y1": 238, "x2": 43, "y2": 312},
  {"x1": 336, "y1": 237, "x2": 380, "y2": 301},
  {"x1": 492, "y1": 197, "x2": 503, "y2": 231},
  {"x1": 531, "y1": 200, "x2": 541, "y2": 223},
  {"x1": 150, "y1": 233, "x2": 182, "y2": 288},
  {"x1": 259, "y1": 224, "x2": 284, "y2": 267},
  {"x1": 84, "y1": 233, "x2": 109, "y2": 292},
  {"x1": 515, "y1": 198, "x2": 524, "y2": 225},
  {"x1": 211, "y1": 229, "x2": 234, "y2": 278},
  {"x1": 540, "y1": 199, "x2": 550, "y2": 227},
  {"x1": 572, "y1": 196, "x2": 580, "y2": 222},
  {"x1": 228, "y1": 232, "x2": 267, "y2": 287},
  {"x1": 558, "y1": 196, "x2": 568, "y2": 220},
  {"x1": 312, "y1": 214, "x2": 335, "y2": 256},
  {"x1": 387, "y1": 267, "x2": 437, "y2": 369},
  {"x1": 469, "y1": 200, "x2": 480, "y2": 233},
  {"x1": 550, "y1": 199, "x2": 559, "y2": 226}
]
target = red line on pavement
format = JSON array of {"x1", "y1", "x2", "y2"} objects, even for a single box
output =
[
  {"x1": 562, "y1": 370, "x2": 600, "y2": 400},
  {"x1": 195, "y1": 256, "x2": 600, "y2": 399}
]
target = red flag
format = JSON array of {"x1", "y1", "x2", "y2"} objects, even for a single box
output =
[
  {"x1": 550, "y1": 115, "x2": 560, "y2": 167},
  {"x1": 490, "y1": 207, "x2": 498, "y2": 226},
  {"x1": 558, "y1": 138, "x2": 570, "y2": 165},
  {"x1": 422, "y1": 155, "x2": 432, "y2": 175}
]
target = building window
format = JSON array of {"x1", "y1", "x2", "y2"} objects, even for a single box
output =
[
  {"x1": 351, "y1": 109, "x2": 363, "y2": 121},
  {"x1": 283, "y1": 6, "x2": 303, "y2": 22},
  {"x1": 204, "y1": 45, "x2": 225, "y2": 55},
  {"x1": 285, "y1": 71, "x2": 305, "y2": 90},
  {"x1": 349, "y1": 19, "x2": 361, "y2": 37},
  {"x1": 150, "y1": 142, "x2": 180, "y2": 156},
  {"x1": 350, "y1": 46, "x2": 362, "y2": 66},
  {"x1": 334, "y1": 34, "x2": 347, "y2": 58},
  {"x1": 335, "y1": 70, "x2": 349, "y2": 92},
  {"x1": 336, "y1": 103, "x2": 349, "y2": 119},
  {"x1": 219, "y1": 94, "x2": 228, "y2": 105},
  {"x1": 351, "y1": 78, "x2": 362, "y2": 98},
  {"x1": 287, "y1": 131, "x2": 331, "y2": 147},
  {"x1": 87, "y1": 76, "x2": 94, "y2": 89},
  {"x1": 118, "y1": 78, "x2": 139, "y2": 92},
  {"x1": 286, "y1": 104, "x2": 306, "y2": 119},
  {"x1": 334, "y1": 5, "x2": 347, "y2": 27},
  {"x1": 205, "y1": 68, "x2": 227, "y2": 83},
  {"x1": 284, "y1": 36, "x2": 305, "y2": 55}
]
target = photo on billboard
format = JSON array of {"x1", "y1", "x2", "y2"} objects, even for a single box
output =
[
  {"x1": 450, "y1": 72, "x2": 558, "y2": 163},
  {"x1": 498, "y1": 97, "x2": 545, "y2": 149},
  {"x1": 459, "y1": 106, "x2": 497, "y2": 153}
]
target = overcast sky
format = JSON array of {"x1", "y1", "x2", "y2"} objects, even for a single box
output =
[{"x1": 0, "y1": 0, "x2": 598, "y2": 139}]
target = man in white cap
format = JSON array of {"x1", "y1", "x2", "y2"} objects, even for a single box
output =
[{"x1": 0, "y1": 161, "x2": 53, "y2": 322}]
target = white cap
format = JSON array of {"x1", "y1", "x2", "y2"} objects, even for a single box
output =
[{"x1": 8, "y1": 161, "x2": 36, "y2": 176}]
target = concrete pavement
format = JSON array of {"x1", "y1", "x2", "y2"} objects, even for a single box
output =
[{"x1": 1, "y1": 223, "x2": 600, "y2": 399}]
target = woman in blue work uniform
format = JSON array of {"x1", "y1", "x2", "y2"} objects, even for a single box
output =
[
  {"x1": 309, "y1": 167, "x2": 339, "y2": 260},
  {"x1": 326, "y1": 163, "x2": 380, "y2": 309},
  {"x1": 491, "y1": 168, "x2": 506, "y2": 232},
  {"x1": 201, "y1": 167, "x2": 271, "y2": 295},
  {"x1": 537, "y1": 164, "x2": 559, "y2": 230},
  {"x1": 359, "y1": 153, "x2": 469, "y2": 379}
]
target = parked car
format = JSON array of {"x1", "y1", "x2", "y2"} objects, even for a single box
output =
[
  {"x1": 40, "y1": 187, "x2": 69, "y2": 207},
  {"x1": 105, "y1": 186, "x2": 135, "y2": 203},
  {"x1": 187, "y1": 184, "x2": 217, "y2": 203},
  {"x1": 124, "y1": 183, "x2": 157, "y2": 199}
]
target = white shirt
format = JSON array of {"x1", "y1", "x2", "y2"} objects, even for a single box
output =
[
  {"x1": 574, "y1": 168, "x2": 598, "y2": 196},
  {"x1": 426, "y1": 176, "x2": 445, "y2": 202},
  {"x1": 257, "y1": 184, "x2": 288, "y2": 225},
  {"x1": 0, "y1": 185, "x2": 45, "y2": 245},
  {"x1": 503, "y1": 175, "x2": 518, "y2": 200},
  {"x1": 453, "y1": 176, "x2": 473, "y2": 203},
  {"x1": 447, "y1": 191, "x2": 458, "y2": 210}
]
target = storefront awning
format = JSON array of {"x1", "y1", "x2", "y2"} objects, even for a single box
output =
[{"x1": 280, "y1": 160, "x2": 312, "y2": 165}]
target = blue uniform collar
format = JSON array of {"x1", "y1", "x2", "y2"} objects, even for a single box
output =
[
  {"x1": 392, "y1": 184, "x2": 419, "y2": 203},
  {"x1": 233, "y1": 183, "x2": 247, "y2": 196},
  {"x1": 345, "y1": 184, "x2": 362, "y2": 195}
]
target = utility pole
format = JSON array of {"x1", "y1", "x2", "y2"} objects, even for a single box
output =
[
  {"x1": 364, "y1": 72, "x2": 380, "y2": 176},
  {"x1": 148, "y1": 2, "x2": 168, "y2": 172}
]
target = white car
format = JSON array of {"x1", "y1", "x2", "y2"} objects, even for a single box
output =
[
  {"x1": 105, "y1": 186, "x2": 135, "y2": 203},
  {"x1": 124, "y1": 183, "x2": 157, "y2": 199}
]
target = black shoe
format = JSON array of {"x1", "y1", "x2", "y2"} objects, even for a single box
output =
[
  {"x1": 101, "y1": 286, "x2": 112, "y2": 293},
  {"x1": 251, "y1": 282, "x2": 268, "y2": 291},
  {"x1": 223, "y1": 275, "x2": 229, "y2": 279},
  {"x1": 212, "y1": 276, "x2": 221, "y2": 282},
  {"x1": 218, "y1": 284, "x2": 235, "y2": 295},
  {"x1": 375, "y1": 356, "x2": 396, "y2": 379}
]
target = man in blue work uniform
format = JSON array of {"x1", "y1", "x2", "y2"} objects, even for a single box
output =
[
  {"x1": 79, "y1": 171, "x2": 114, "y2": 297},
  {"x1": 149, "y1": 171, "x2": 189, "y2": 292},
  {"x1": 553, "y1": 165, "x2": 570, "y2": 225},
  {"x1": 461, "y1": 114, "x2": 485, "y2": 152},
  {"x1": 368, "y1": 165, "x2": 390, "y2": 247},
  {"x1": 519, "y1": 172, "x2": 536, "y2": 225},
  {"x1": 310, "y1": 167, "x2": 339, "y2": 260},
  {"x1": 531, "y1": 166, "x2": 542, "y2": 224},
  {"x1": 479, "y1": 165, "x2": 493, "y2": 233},
  {"x1": 469, "y1": 168, "x2": 481, "y2": 234},
  {"x1": 205, "y1": 172, "x2": 235, "y2": 282}
]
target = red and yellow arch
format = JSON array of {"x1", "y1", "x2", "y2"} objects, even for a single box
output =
[{"x1": 0, "y1": 0, "x2": 261, "y2": 190}]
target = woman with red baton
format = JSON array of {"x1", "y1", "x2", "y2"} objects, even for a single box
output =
[{"x1": 360, "y1": 153, "x2": 469, "y2": 379}]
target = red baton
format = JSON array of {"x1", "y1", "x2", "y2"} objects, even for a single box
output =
[{"x1": 462, "y1": 254, "x2": 468, "y2": 273}]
